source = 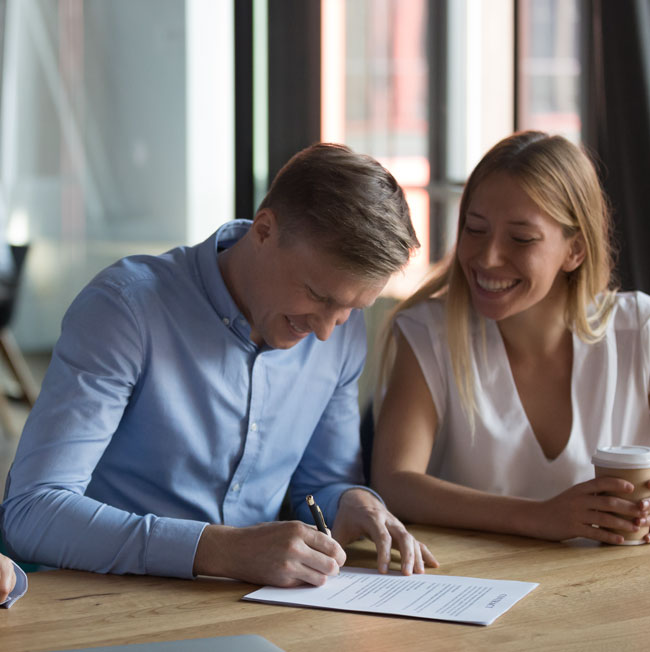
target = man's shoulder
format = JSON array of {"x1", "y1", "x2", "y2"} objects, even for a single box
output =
[{"x1": 89, "y1": 244, "x2": 196, "y2": 296}]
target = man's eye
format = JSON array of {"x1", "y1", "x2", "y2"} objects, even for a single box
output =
[{"x1": 308, "y1": 287, "x2": 327, "y2": 302}]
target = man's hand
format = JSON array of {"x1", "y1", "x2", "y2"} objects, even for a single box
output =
[
  {"x1": 0, "y1": 554, "x2": 17, "y2": 604},
  {"x1": 193, "y1": 521, "x2": 346, "y2": 587},
  {"x1": 532, "y1": 477, "x2": 649, "y2": 543},
  {"x1": 331, "y1": 488, "x2": 439, "y2": 574}
]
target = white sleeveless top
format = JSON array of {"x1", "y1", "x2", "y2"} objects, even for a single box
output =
[{"x1": 395, "y1": 292, "x2": 650, "y2": 500}]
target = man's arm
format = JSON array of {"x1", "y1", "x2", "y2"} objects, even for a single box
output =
[
  {"x1": 2, "y1": 283, "x2": 206, "y2": 578},
  {"x1": 288, "y1": 311, "x2": 438, "y2": 574}
]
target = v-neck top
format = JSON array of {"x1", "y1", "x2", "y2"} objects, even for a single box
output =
[{"x1": 395, "y1": 292, "x2": 650, "y2": 500}]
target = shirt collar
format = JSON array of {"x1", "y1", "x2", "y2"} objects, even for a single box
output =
[{"x1": 196, "y1": 219, "x2": 254, "y2": 342}]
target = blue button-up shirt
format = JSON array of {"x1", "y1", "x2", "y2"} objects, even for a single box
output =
[{"x1": 2, "y1": 220, "x2": 368, "y2": 579}]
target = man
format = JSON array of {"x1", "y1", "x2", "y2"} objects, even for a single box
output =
[
  {"x1": 1, "y1": 144, "x2": 437, "y2": 587},
  {"x1": 0, "y1": 553, "x2": 27, "y2": 607}
]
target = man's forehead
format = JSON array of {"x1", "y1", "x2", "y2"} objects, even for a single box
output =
[
  {"x1": 285, "y1": 236, "x2": 389, "y2": 305},
  {"x1": 307, "y1": 273, "x2": 387, "y2": 310}
]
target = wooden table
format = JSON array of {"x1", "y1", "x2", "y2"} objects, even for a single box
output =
[{"x1": 2, "y1": 525, "x2": 649, "y2": 652}]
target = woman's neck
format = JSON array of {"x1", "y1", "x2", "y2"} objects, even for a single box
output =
[{"x1": 497, "y1": 279, "x2": 571, "y2": 360}]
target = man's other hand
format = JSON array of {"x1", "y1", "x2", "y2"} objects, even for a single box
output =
[{"x1": 331, "y1": 488, "x2": 439, "y2": 574}]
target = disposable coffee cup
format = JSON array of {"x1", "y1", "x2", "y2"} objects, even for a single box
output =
[{"x1": 592, "y1": 445, "x2": 650, "y2": 545}]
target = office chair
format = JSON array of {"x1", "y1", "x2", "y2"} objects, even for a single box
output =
[{"x1": 0, "y1": 245, "x2": 38, "y2": 436}]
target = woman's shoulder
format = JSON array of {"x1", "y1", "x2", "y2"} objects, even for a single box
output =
[
  {"x1": 394, "y1": 298, "x2": 448, "y2": 352},
  {"x1": 608, "y1": 291, "x2": 650, "y2": 331},
  {"x1": 397, "y1": 297, "x2": 446, "y2": 323}
]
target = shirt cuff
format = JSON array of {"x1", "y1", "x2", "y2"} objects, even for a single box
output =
[
  {"x1": 1, "y1": 562, "x2": 28, "y2": 608},
  {"x1": 144, "y1": 517, "x2": 208, "y2": 579},
  {"x1": 296, "y1": 483, "x2": 384, "y2": 527}
]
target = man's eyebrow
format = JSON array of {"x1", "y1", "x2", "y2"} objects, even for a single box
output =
[
  {"x1": 308, "y1": 284, "x2": 375, "y2": 311},
  {"x1": 357, "y1": 298, "x2": 376, "y2": 310},
  {"x1": 333, "y1": 295, "x2": 370, "y2": 310}
]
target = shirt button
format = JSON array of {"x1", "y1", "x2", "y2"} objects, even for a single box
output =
[
  {"x1": 232, "y1": 483, "x2": 240, "y2": 492},
  {"x1": 222, "y1": 317, "x2": 230, "y2": 326},
  {"x1": 250, "y1": 422, "x2": 258, "y2": 432}
]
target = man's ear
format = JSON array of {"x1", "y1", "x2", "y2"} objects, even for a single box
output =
[
  {"x1": 562, "y1": 232, "x2": 586, "y2": 273},
  {"x1": 250, "y1": 208, "x2": 278, "y2": 248}
]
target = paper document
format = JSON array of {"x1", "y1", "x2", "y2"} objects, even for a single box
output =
[{"x1": 243, "y1": 567, "x2": 538, "y2": 626}]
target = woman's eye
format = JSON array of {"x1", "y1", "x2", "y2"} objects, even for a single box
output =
[
  {"x1": 464, "y1": 226, "x2": 485, "y2": 235},
  {"x1": 512, "y1": 236, "x2": 536, "y2": 244}
]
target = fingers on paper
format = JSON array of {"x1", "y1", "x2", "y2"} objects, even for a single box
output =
[{"x1": 419, "y1": 542, "x2": 440, "y2": 569}]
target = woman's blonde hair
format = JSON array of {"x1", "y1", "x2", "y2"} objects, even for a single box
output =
[{"x1": 378, "y1": 130, "x2": 617, "y2": 422}]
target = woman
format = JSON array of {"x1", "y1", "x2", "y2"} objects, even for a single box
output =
[{"x1": 372, "y1": 131, "x2": 650, "y2": 544}]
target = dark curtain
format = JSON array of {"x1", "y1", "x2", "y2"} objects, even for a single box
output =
[
  {"x1": 268, "y1": 0, "x2": 321, "y2": 181},
  {"x1": 582, "y1": 0, "x2": 650, "y2": 292}
]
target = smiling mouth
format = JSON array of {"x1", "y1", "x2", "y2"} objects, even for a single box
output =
[
  {"x1": 286, "y1": 316, "x2": 310, "y2": 336},
  {"x1": 475, "y1": 272, "x2": 520, "y2": 293}
]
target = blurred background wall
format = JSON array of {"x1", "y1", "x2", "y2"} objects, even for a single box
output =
[{"x1": 0, "y1": 0, "x2": 647, "y2": 387}]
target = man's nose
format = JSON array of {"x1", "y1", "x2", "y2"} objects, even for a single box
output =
[{"x1": 312, "y1": 306, "x2": 353, "y2": 341}]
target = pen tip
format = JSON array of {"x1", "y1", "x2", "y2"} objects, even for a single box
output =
[{"x1": 306, "y1": 495, "x2": 314, "y2": 505}]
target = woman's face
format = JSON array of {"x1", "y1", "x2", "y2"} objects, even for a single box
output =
[{"x1": 457, "y1": 172, "x2": 583, "y2": 322}]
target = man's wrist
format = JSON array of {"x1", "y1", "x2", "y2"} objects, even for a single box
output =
[
  {"x1": 338, "y1": 486, "x2": 384, "y2": 508},
  {"x1": 193, "y1": 524, "x2": 237, "y2": 577}
]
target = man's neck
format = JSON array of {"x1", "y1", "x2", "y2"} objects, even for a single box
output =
[{"x1": 217, "y1": 238, "x2": 264, "y2": 346}]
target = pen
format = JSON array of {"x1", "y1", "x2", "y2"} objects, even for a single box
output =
[{"x1": 306, "y1": 494, "x2": 329, "y2": 535}]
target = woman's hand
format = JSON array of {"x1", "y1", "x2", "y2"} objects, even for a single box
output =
[{"x1": 531, "y1": 477, "x2": 649, "y2": 544}]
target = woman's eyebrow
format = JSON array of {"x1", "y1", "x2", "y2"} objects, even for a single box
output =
[{"x1": 468, "y1": 210, "x2": 540, "y2": 228}]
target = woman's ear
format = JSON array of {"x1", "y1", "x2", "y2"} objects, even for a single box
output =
[{"x1": 562, "y1": 232, "x2": 587, "y2": 273}]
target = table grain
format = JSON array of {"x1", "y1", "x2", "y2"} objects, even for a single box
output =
[{"x1": 2, "y1": 525, "x2": 649, "y2": 652}]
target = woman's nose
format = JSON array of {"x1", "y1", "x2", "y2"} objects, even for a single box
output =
[{"x1": 478, "y1": 236, "x2": 505, "y2": 268}]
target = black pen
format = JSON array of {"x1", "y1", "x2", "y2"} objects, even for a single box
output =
[{"x1": 306, "y1": 494, "x2": 329, "y2": 535}]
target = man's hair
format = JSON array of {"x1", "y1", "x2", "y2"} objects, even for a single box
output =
[{"x1": 258, "y1": 143, "x2": 419, "y2": 279}]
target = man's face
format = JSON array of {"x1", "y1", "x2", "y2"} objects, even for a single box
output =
[{"x1": 245, "y1": 211, "x2": 387, "y2": 349}]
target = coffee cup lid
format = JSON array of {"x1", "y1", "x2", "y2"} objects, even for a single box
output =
[{"x1": 592, "y1": 445, "x2": 650, "y2": 469}]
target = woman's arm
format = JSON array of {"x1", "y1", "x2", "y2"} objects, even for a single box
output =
[{"x1": 371, "y1": 334, "x2": 647, "y2": 543}]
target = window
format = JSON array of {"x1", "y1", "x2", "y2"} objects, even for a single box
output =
[
  {"x1": 517, "y1": 0, "x2": 582, "y2": 141},
  {"x1": 3, "y1": 0, "x2": 235, "y2": 349},
  {"x1": 320, "y1": 0, "x2": 583, "y2": 297}
]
